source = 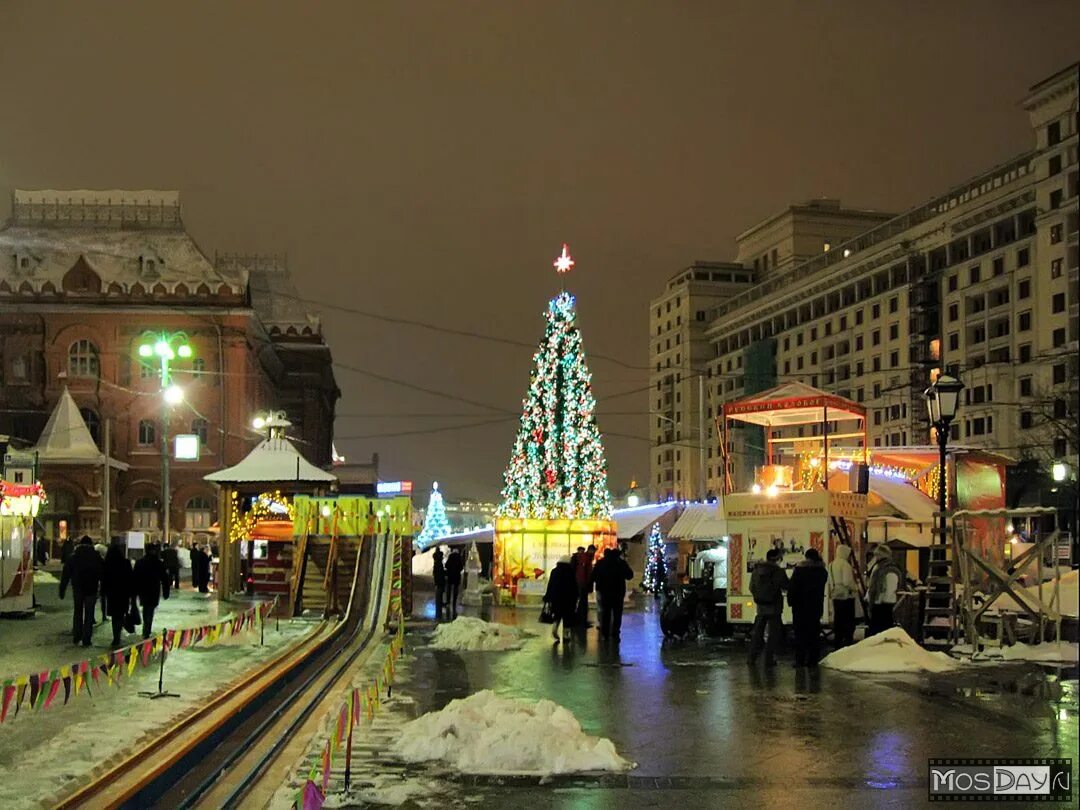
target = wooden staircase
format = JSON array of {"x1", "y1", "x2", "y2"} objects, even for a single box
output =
[
  {"x1": 296, "y1": 539, "x2": 362, "y2": 618},
  {"x1": 922, "y1": 535, "x2": 958, "y2": 648}
]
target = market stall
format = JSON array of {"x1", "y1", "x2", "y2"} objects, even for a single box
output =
[{"x1": 0, "y1": 480, "x2": 44, "y2": 615}]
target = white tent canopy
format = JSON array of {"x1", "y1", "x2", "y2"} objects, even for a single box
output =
[
  {"x1": 613, "y1": 503, "x2": 676, "y2": 539},
  {"x1": 34, "y1": 387, "x2": 127, "y2": 469},
  {"x1": 204, "y1": 434, "x2": 337, "y2": 485},
  {"x1": 668, "y1": 503, "x2": 728, "y2": 541}
]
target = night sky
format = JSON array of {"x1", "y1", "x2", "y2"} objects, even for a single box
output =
[{"x1": 2, "y1": 2, "x2": 1077, "y2": 501}]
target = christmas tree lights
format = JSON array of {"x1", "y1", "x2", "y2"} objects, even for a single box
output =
[
  {"x1": 497, "y1": 291, "x2": 613, "y2": 520},
  {"x1": 642, "y1": 522, "x2": 667, "y2": 595},
  {"x1": 417, "y1": 481, "x2": 452, "y2": 545}
]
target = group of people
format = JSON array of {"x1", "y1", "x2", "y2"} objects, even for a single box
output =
[
  {"x1": 431, "y1": 547, "x2": 464, "y2": 619},
  {"x1": 58, "y1": 536, "x2": 175, "y2": 648},
  {"x1": 544, "y1": 544, "x2": 633, "y2": 644},
  {"x1": 747, "y1": 543, "x2": 904, "y2": 668}
]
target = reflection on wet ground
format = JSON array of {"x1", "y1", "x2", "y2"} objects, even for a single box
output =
[{"x1": 381, "y1": 589, "x2": 1078, "y2": 808}]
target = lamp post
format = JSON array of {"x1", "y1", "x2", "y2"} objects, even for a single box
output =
[
  {"x1": 137, "y1": 332, "x2": 193, "y2": 547},
  {"x1": 924, "y1": 373, "x2": 964, "y2": 545}
]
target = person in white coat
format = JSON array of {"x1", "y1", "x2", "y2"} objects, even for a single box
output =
[{"x1": 828, "y1": 544, "x2": 857, "y2": 648}]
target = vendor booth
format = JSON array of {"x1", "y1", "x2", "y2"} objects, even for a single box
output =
[{"x1": 0, "y1": 480, "x2": 44, "y2": 615}]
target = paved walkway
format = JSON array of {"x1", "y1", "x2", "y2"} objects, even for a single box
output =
[{"x1": 333, "y1": 586, "x2": 1078, "y2": 809}]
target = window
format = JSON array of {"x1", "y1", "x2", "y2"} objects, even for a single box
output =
[
  {"x1": 970, "y1": 265, "x2": 981, "y2": 284},
  {"x1": 1017, "y1": 247, "x2": 1030, "y2": 267},
  {"x1": 1020, "y1": 411, "x2": 1033, "y2": 430},
  {"x1": 855, "y1": 336, "x2": 864, "y2": 351},
  {"x1": 824, "y1": 322, "x2": 832, "y2": 337},
  {"x1": 810, "y1": 327, "x2": 818, "y2": 340},
  {"x1": 1049, "y1": 154, "x2": 1062, "y2": 176},
  {"x1": 872, "y1": 303, "x2": 881, "y2": 319},
  {"x1": 948, "y1": 333, "x2": 959, "y2": 351},
  {"x1": 1018, "y1": 279, "x2": 1031, "y2": 299},
  {"x1": 873, "y1": 382, "x2": 882, "y2": 398},
  {"x1": 856, "y1": 361, "x2": 864, "y2": 375},
  {"x1": 1053, "y1": 364, "x2": 1066, "y2": 385},
  {"x1": 872, "y1": 329, "x2": 881, "y2": 346},
  {"x1": 948, "y1": 303, "x2": 959, "y2": 321},
  {"x1": 1019, "y1": 344, "x2": 1032, "y2": 363},
  {"x1": 873, "y1": 411, "x2": 882, "y2": 426},
  {"x1": 192, "y1": 358, "x2": 206, "y2": 377},
  {"x1": 889, "y1": 323, "x2": 899, "y2": 340},
  {"x1": 10, "y1": 354, "x2": 28, "y2": 382},
  {"x1": 1053, "y1": 399, "x2": 1067, "y2": 419},
  {"x1": 79, "y1": 408, "x2": 101, "y2": 447},
  {"x1": 783, "y1": 337, "x2": 790, "y2": 352},
  {"x1": 192, "y1": 417, "x2": 209, "y2": 445},
  {"x1": 797, "y1": 356, "x2": 804, "y2": 370},
  {"x1": 68, "y1": 339, "x2": 99, "y2": 378},
  {"x1": 888, "y1": 296, "x2": 898, "y2": 313},
  {"x1": 140, "y1": 360, "x2": 156, "y2": 379},
  {"x1": 872, "y1": 357, "x2": 882, "y2": 372},
  {"x1": 889, "y1": 351, "x2": 899, "y2": 367},
  {"x1": 138, "y1": 419, "x2": 156, "y2": 446},
  {"x1": 855, "y1": 310, "x2": 863, "y2": 326},
  {"x1": 1053, "y1": 292, "x2": 1066, "y2": 313},
  {"x1": 1050, "y1": 189, "x2": 1063, "y2": 209},
  {"x1": 1018, "y1": 311, "x2": 1031, "y2": 331},
  {"x1": 1050, "y1": 224, "x2": 1063, "y2": 244},
  {"x1": 993, "y1": 257, "x2": 1005, "y2": 276},
  {"x1": 1047, "y1": 120, "x2": 1061, "y2": 146},
  {"x1": 132, "y1": 497, "x2": 159, "y2": 530},
  {"x1": 947, "y1": 274, "x2": 958, "y2": 292},
  {"x1": 1053, "y1": 328, "x2": 1066, "y2": 348},
  {"x1": 1019, "y1": 377, "x2": 1033, "y2": 397},
  {"x1": 1051, "y1": 258, "x2": 1063, "y2": 278},
  {"x1": 184, "y1": 496, "x2": 214, "y2": 530},
  {"x1": 1054, "y1": 438, "x2": 1067, "y2": 458},
  {"x1": 797, "y1": 332, "x2": 804, "y2": 347}
]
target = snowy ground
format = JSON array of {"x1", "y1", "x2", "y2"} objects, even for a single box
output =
[
  {"x1": 1, "y1": 570, "x2": 239, "y2": 677},
  {"x1": 0, "y1": 581, "x2": 316, "y2": 810},
  {"x1": 820, "y1": 627, "x2": 965, "y2": 673},
  {"x1": 428, "y1": 616, "x2": 530, "y2": 652},
  {"x1": 298, "y1": 582, "x2": 1078, "y2": 808}
]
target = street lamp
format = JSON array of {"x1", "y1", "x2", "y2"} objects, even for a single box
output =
[
  {"x1": 137, "y1": 331, "x2": 194, "y2": 547},
  {"x1": 924, "y1": 373, "x2": 964, "y2": 545},
  {"x1": 1052, "y1": 462, "x2": 1068, "y2": 483}
]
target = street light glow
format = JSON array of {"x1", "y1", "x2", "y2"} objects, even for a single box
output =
[
  {"x1": 177, "y1": 344, "x2": 193, "y2": 358},
  {"x1": 1052, "y1": 462, "x2": 1067, "y2": 482},
  {"x1": 138, "y1": 344, "x2": 153, "y2": 358},
  {"x1": 252, "y1": 416, "x2": 266, "y2": 429},
  {"x1": 164, "y1": 384, "x2": 184, "y2": 405}
]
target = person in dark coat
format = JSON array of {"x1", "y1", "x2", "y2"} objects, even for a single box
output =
[
  {"x1": 544, "y1": 557, "x2": 579, "y2": 642},
  {"x1": 571, "y1": 545, "x2": 595, "y2": 625},
  {"x1": 191, "y1": 545, "x2": 211, "y2": 593},
  {"x1": 747, "y1": 548, "x2": 788, "y2": 666},
  {"x1": 59, "y1": 536, "x2": 104, "y2": 646},
  {"x1": 102, "y1": 542, "x2": 134, "y2": 648},
  {"x1": 132, "y1": 544, "x2": 171, "y2": 639},
  {"x1": 444, "y1": 549, "x2": 464, "y2": 618},
  {"x1": 787, "y1": 548, "x2": 829, "y2": 667},
  {"x1": 162, "y1": 542, "x2": 181, "y2": 590},
  {"x1": 432, "y1": 548, "x2": 447, "y2": 619},
  {"x1": 589, "y1": 546, "x2": 633, "y2": 641},
  {"x1": 60, "y1": 537, "x2": 75, "y2": 566}
]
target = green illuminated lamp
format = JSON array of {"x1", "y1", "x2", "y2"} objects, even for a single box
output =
[{"x1": 137, "y1": 331, "x2": 194, "y2": 387}]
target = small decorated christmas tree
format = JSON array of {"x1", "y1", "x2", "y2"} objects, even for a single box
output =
[
  {"x1": 642, "y1": 522, "x2": 667, "y2": 595},
  {"x1": 417, "y1": 481, "x2": 452, "y2": 545}
]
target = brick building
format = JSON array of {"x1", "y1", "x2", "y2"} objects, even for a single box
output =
[{"x1": 0, "y1": 189, "x2": 339, "y2": 545}]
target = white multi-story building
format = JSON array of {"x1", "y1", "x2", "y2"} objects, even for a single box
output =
[{"x1": 649, "y1": 63, "x2": 1078, "y2": 512}]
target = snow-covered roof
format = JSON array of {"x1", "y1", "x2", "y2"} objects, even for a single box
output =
[
  {"x1": 723, "y1": 381, "x2": 865, "y2": 427},
  {"x1": 236, "y1": 255, "x2": 323, "y2": 337},
  {"x1": 612, "y1": 503, "x2": 676, "y2": 539},
  {"x1": 33, "y1": 388, "x2": 127, "y2": 469},
  {"x1": 1, "y1": 190, "x2": 245, "y2": 295},
  {"x1": 204, "y1": 433, "x2": 338, "y2": 485},
  {"x1": 668, "y1": 503, "x2": 728, "y2": 540}
]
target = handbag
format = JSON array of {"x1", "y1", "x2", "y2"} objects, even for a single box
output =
[
  {"x1": 538, "y1": 601, "x2": 556, "y2": 624},
  {"x1": 125, "y1": 601, "x2": 141, "y2": 633}
]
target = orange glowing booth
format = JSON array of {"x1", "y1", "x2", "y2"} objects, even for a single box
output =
[{"x1": 494, "y1": 516, "x2": 617, "y2": 601}]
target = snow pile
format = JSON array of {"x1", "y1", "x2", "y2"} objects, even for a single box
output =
[
  {"x1": 985, "y1": 569, "x2": 1078, "y2": 619},
  {"x1": 1001, "y1": 641, "x2": 1079, "y2": 664},
  {"x1": 429, "y1": 617, "x2": 528, "y2": 651},
  {"x1": 33, "y1": 570, "x2": 57, "y2": 584},
  {"x1": 392, "y1": 690, "x2": 634, "y2": 775},
  {"x1": 821, "y1": 627, "x2": 963, "y2": 673}
]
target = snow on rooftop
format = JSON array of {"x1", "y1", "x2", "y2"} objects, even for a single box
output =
[
  {"x1": 14, "y1": 188, "x2": 180, "y2": 207},
  {"x1": 204, "y1": 433, "x2": 337, "y2": 485}
]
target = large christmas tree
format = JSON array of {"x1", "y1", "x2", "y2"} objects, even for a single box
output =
[
  {"x1": 498, "y1": 260, "x2": 613, "y2": 521},
  {"x1": 417, "y1": 481, "x2": 452, "y2": 545}
]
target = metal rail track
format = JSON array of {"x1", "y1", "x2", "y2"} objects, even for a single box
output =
[{"x1": 58, "y1": 535, "x2": 392, "y2": 810}]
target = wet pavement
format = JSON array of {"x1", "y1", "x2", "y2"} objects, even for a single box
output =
[{"x1": 341, "y1": 587, "x2": 1077, "y2": 809}]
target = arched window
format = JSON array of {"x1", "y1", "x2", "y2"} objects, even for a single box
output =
[
  {"x1": 68, "y1": 339, "x2": 99, "y2": 378},
  {"x1": 138, "y1": 419, "x2": 156, "y2": 446},
  {"x1": 79, "y1": 408, "x2": 101, "y2": 446},
  {"x1": 191, "y1": 417, "x2": 209, "y2": 445},
  {"x1": 185, "y1": 496, "x2": 215, "y2": 530},
  {"x1": 132, "y1": 496, "x2": 159, "y2": 529}
]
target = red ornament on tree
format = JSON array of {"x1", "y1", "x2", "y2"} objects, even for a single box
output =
[{"x1": 544, "y1": 468, "x2": 557, "y2": 488}]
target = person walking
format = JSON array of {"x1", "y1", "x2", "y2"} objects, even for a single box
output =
[
  {"x1": 60, "y1": 536, "x2": 75, "y2": 567},
  {"x1": 133, "y1": 544, "x2": 171, "y2": 639},
  {"x1": 102, "y1": 541, "x2": 133, "y2": 648},
  {"x1": 432, "y1": 547, "x2": 447, "y2": 619},
  {"x1": 867, "y1": 545, "x2": 902, "y2": 636},
  {"x1": 747, "y1": 548, "x2": 788, "y2": 666},
  {"x1": 191, "y1": 545, "x2": 211, "y2": 594},
  {"x1": 444, "y1": 548, "x2": 464, "y2": 618},
  {"x1": 828, "y1": 544, "x2": 858, "y2": 648},
  {"x1": 787, "y1": 549, "x2": 829, "y2": 667},
  {"x1": 571, "y1": 545, "x2": 595, "y2": 625},
  {"x1": 544, "y1": 557, "x2": 578, "y2": 642},
  {"x1": 94, "y1": 541, "x2": 109, "y2": 622},
  {"x1": 162, "y1": 541, "x2": 181, "y2": 591},
  {"x1": 58, "y1": 536, "x2": 103, "y2": 646},
  {"x1": 590, "y1": 546, "x2": 633, "y2": 641}
]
